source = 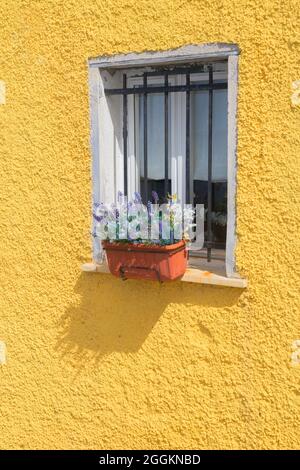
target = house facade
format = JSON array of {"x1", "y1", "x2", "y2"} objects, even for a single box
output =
[{"x1": 0, "y1": 0, "x2": 299, "y2": 449}]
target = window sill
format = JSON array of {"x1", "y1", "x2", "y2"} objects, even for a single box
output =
[{"x1": 81, "y1": 258, "x2": 247, "y2": 289}]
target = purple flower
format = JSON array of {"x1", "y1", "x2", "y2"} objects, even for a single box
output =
[
  {"x1": 93, "y1": 202, "x2": 106, "y2": 222},
  {"x1": 133, "y1": 192, "x2": 142, "y2": 204},
  {"x1": 152, "y1": 191, "x2": 159, "y2": 203},
  {"x1": 93, "y1": 202, "x2": 102, "y2": 210},
  {"x1": 93, "y1": 213, "x2": 104, "y2": 222}
]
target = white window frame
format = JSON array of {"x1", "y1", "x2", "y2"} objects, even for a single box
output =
[{"x1": 88, "y1": 44, "x2": 240, "y2": 278}]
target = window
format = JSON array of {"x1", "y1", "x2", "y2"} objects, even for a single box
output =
[{"x1": 88, "y1": 44, "x2": 240, "y2": 279}]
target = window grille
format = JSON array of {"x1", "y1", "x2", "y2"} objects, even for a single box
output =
[{"x1": 105, "y1": 64, "x2": 228, "y2": 262}]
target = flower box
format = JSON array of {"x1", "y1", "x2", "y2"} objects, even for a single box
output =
[{"x1": 102, "y1": 240, "x2": 187, "y2": 282}]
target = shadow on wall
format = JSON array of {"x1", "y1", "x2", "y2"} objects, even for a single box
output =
[{"x1": 57, "y1": 272, "x2": 243, "y2": 362}]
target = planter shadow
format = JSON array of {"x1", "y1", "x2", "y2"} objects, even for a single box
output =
[{"x1": 56, "y1": 271, "x2": 244, "y2": 366}]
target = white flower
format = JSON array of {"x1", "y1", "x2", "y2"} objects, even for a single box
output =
[{"x1": 94, "y1": 223, "x2": 107, "y2": 239}]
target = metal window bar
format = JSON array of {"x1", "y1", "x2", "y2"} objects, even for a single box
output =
[
  {"x1": 143, "y1": 73, "x2": 148, "y2": 203},
  {"x1": 186, "y1": 73, "x2": 191, "y2": 204},
  {"x1": 106, "y1": 82, "x2": 226, "y2": 96},
  {"x1": 164, "y1": 72, "x2": 169, "y2": 196},
  {"x1": 123, "y1": 74, "x2": 128, "y2": 195},
  {"x1": 113, "y1": 65, "x2": 227, "y2": 262}
]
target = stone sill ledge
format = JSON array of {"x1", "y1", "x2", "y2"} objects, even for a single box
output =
[{"x1": 81, "y1": 261, "x2": 247, "y2": 288}]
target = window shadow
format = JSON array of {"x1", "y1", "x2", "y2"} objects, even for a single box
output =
[{"x1": 56, "y1": 272, "x2": 244, "y2": 365}]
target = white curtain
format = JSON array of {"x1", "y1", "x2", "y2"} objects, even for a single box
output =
[
  {"x1": 138, "y1": 88, "x2": 228, "y2": 182},
  {"x1": 139, "y1": 93, "x2": 167, "y2": 179}
]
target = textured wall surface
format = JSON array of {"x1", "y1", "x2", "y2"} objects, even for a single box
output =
[{"x1": 0, "y1": 0, "x2": 299, "y2": 450}]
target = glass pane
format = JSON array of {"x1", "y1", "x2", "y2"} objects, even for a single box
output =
[
  {"x1": 138, "y1": 92, "x2": 171, "y2": 202},
  {"x1": 191, "y1": 90, "x2": 209, "y2": 181},
  {"x1": 191, "y1": 87, "x2": 228, "y2": 248}
]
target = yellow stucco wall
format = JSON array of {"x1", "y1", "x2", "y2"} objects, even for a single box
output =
[{"x1": 0, "y1": 0, "x2": 299, "y2": 450}]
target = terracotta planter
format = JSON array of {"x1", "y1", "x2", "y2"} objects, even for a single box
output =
[{"x1": 102, "y1": 240, "x2": 188, "y2": 282}]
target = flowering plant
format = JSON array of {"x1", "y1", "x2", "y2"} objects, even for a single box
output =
[{"x1": 92, "y1": 191, "x2": 195, "y2": 246}]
